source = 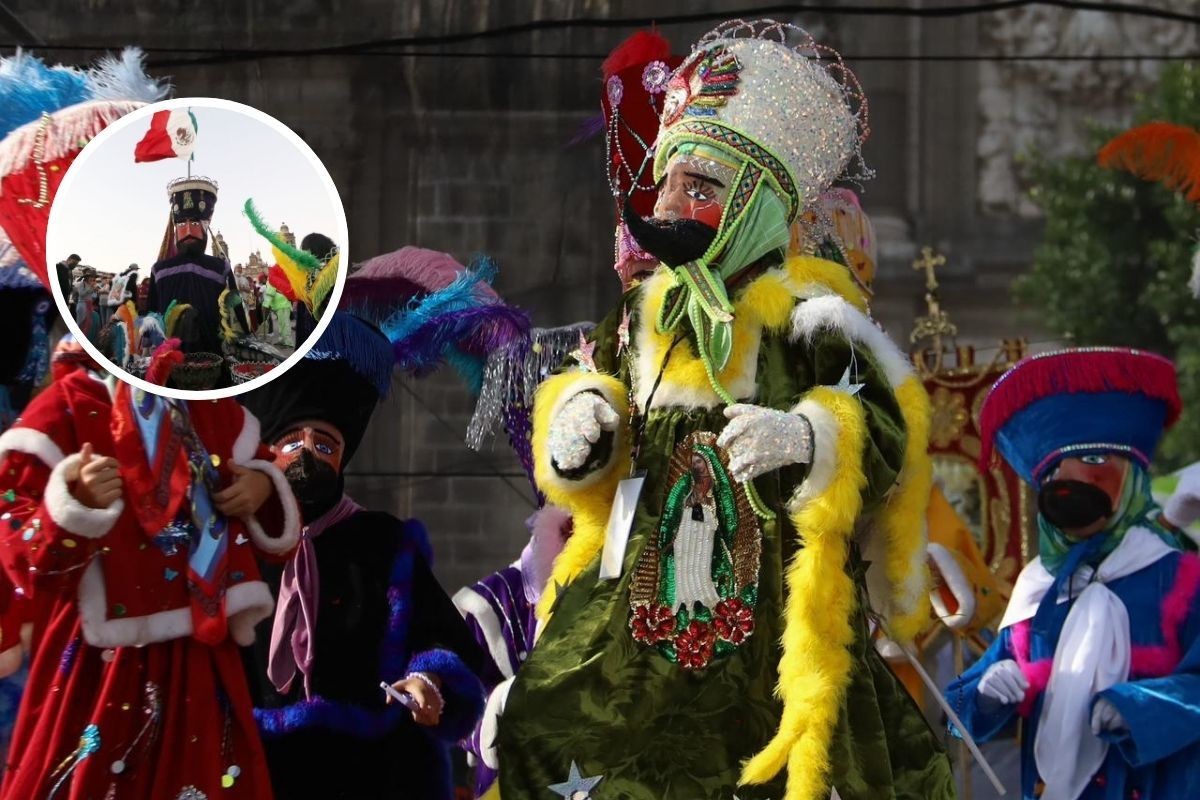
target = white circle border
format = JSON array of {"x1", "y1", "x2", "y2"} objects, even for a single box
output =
[{"x1": 45, "y1": 96, "x2": 349, "y2": 401}]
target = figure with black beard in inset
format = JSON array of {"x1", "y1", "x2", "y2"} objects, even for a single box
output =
[
  {"x1": 148, "y1": 177, "x2": 246, "y2": 355},
  {"x1": 240, "y1": 311, "x2": 486, "y2": 800}
]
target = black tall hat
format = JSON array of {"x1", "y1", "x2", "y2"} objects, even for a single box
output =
[
  {"x1": 239, "y1": 312, "x2": 394, "y2": 466},
  {"x1": 168, "y1": 177, "x2": 218, "y2": 223}
]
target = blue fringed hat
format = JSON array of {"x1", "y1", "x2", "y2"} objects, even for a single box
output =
[
  {"x1": 240, "y1": 312, "x2": 393, "y2": 464},
  {"x1": 979, "y1": 347, "x2": 1182, "y2": 485}
]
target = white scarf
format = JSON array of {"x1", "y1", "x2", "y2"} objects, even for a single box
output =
[{"x1": 999, "y1": 528, "x2": 1173, "y2": 800}]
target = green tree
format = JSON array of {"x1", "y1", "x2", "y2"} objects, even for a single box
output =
[{"x1": 1017, "y1": 63, "x2": 1200, "y2": 471}]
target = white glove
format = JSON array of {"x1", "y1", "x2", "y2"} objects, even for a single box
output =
[
  {"x1": 1164, "y1": 461, "x2": 1200, "y2": 529},
  {"x1": 548, "y1": 392, "x2": 620, "y2": 471},
  {"x1": 977, "y1": 659, "x2": 1029, "y2": 705},
  {"x1": 716, "y1": 404, "x2": 813, "y2": 483},
  {"x1": 1090, "y1": 697, "x2": 1127, "y2": 735}
]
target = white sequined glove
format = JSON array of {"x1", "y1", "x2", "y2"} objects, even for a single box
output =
[
  {"x1": 1090, "y1": 697, "x2": 1127, "y2": 735},
  {"x1": 716, "y1": 404, "x2": 813, "y2": 483},
  {"x1": 548, "y1": 392, "x2": 620, "y2": 472},
  {"x1": 1164, "y1": 461, "x2": 1200, "y2": 530},
  {"x1": 977, "y1": 659, "x2": 1029, "y2": 706}
]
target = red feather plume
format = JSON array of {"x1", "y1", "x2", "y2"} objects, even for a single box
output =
[
  {"x1": 267, "y1": 264, "x2": 298, "y2": 302},
  {"x1": 146, "y1": 337, "x2": 184, "y2": 385},
  {"x1": 602, "y1": 29, "x2": 671, "y2": 79},
  {"x1": 1098, "y1": 122, "x2": 1200, "y2": 204}
]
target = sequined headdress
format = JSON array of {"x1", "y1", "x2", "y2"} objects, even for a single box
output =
[
  {"x1": 649, "y1": 20, "x2": 870, "y2": 400},
  {"x1": 655, "y1": 20, "x2": 870, "y2": 224}
]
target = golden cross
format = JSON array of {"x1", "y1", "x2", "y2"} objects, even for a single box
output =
[{"x1": 912, "y1": 246, "x2": 946, "y2": 291}]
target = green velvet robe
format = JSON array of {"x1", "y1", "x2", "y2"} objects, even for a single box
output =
[{"x1": 497, "y1": 271, "x2": 955, "y2": 800}]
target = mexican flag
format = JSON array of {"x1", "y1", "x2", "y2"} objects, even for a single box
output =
[{"x1": 134, "y1": 108, "x2": 198, "y2": 163}]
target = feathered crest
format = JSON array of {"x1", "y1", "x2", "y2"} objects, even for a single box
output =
[
  {"x1": 343, "y1": 249, "x2": 529, "y2": 394},
  {"x1": 266, "y1": 264, "x2": 298, "y2": 302},
  {"x1": 145, "y1": 338, "x2": 184, "y2": 385},
  {"x1": 1098, "y1": 122, "x2": 1200, "y2": 204},
  {"x1": 602, "y1": 29, "x2": 671, "y2": 78},
  {"x1": 115, "y1": 300, "x2": 138, "y2": 360},
  {"x1": 218, "y1": 288, "x2": 245, "y2": 344},
  {"x1": 243, "y1": 198, "x2": 339, "y2": 314},
  {"x1": 164, "y1": 300, "x2": 191, "y2": 338},
  {"x1": 0, "y1": 47, "x2": 167, "y2": 141}
]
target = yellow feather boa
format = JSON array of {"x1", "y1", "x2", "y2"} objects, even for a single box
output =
[
  {"x1": 883, "y1": 377, "x2": 934, "y2": 642},
  {"x1": 741, "y1": 386, "x2": 868, "y2": 800},
  {"x1": 530, "y1": 371, "x2": 630, "y2": 621}
]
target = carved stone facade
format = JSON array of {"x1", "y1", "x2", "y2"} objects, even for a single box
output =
[{"x1": 977, "y1": 2, "x2": 1197, "y2": 216}]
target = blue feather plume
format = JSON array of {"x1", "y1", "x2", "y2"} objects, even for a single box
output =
[
  {"x1": 379, "y1": 257, "x2": 497, "y2": 347},
  {"x1": 0, "y1": 48, "x2": 167, "y2": 141}
]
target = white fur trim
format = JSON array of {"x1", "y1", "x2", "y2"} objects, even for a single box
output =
[
  {"x1": 786, "y1": 398, "x2": 840, "y2": 513},
  {"x1": 0, "y1": 427, "x2": 65, "y2": 469},
  {"x1": 0, "y1": 100, "x2": 145, "y2": 181},
  {"x1": 78, "y1": 559, "x2": 275, "y2": 648},
  {"x1": 232, "y1": 407, "x2": 261, "y2": 464},
  {"x1": 237, "y1": 459, "x2": 300, "y2": 556},
  {"x1": 789, "y1": 292, "x2": 913, "y2": 388},
  {"x1": 480, "y1": 677, "x2": 515, "y2": 771},
  {"x1": 928, "y1": 542, "x2": 975, "y2": 630},
  {"x1": 44, "y1": 453, "x2": 124, "y2": 539},
  {"x1": 543, "y1": 377, "x2": 628, "y2": 491},
  {"x1": 874, "y1": 635, "x2": 905, "y2": 661},
  {"x1": 453, "y1": 586, "x2": 515, "y2": 679}
]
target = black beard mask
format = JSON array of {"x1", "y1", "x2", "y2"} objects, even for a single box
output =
[
  {"x1": 178, "y1": 237, "x2": 205, "y2": 257},
  {"x1": 622, "y1": 200, "x2": 718, "y2": 267},
  {"x1": 1038, "y1": 480, "x2": 1114, "y2": 531},
  {"x1": 283, "y1": 450, "x2": 343, "y2": 522}
]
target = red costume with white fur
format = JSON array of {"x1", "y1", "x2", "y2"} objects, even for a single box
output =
[{"x1": 0, "y1": 367, "x2": 298, "y2": 799}]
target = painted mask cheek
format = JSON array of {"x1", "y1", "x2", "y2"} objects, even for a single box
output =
[
  {"x1": 687, "y1": 199, "x2": 724, "y2": 229},
  {"x1": 272, "y1": 439, "x2": 305, "y2": 471}
]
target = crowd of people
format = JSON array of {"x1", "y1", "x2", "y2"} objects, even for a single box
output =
[
  {"x1": 53, "y1": 178, "x2": 341, "y2": 391},
  {"x1": 0, "y1": 18, "x2": 1198, "y2": 800}
]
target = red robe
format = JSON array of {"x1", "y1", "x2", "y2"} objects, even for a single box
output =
[{"x1": 0, "y1": 368, "x2": 300, "y2": 799}]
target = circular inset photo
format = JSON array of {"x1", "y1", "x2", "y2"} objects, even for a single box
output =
[{"x1": 46, "y1": 97, "x2": 348, "y2": 398}]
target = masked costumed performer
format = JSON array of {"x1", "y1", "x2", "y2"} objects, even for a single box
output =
[
  {"x1": 243, "y1": 284, "x2": 521, "y2": 798},
  {"x1": 148, "y1": 177, "x2": 247, "y2": 355},
  {"x1": 945, "y1": 348, "x2": 1200, "y2": 800},
  {"x1": 497, "y1": 20, "x2": 953, "y2": 800},
  {"x1": 0, "y1": 331, "x2": 300, "y2": 798}
]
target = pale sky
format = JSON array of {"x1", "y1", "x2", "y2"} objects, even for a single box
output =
[{"x1": 48, "y1": 106, "x2": 343, "y2": 274}]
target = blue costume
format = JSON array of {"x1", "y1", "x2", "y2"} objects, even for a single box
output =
[{"x1": 947, "y1": 348, "x2": 1200, "y2": 800}]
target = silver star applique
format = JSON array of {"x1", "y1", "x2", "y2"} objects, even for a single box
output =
[
  {"x1": 570, "y1": 331, "x2": 598, "y2": 373},
  {"x1": 833, "y1": 366, "x2": 864, "y2": 397},
  {"x1": 548, "y1": 761, "x2": 604, "y2": 798}
]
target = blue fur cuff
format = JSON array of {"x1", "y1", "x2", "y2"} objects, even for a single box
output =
[{"x1": 406, "y1": 648, "x2": 485, "y2": 742}]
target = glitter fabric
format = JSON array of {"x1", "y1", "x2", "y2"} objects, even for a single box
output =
[
  {"x1": 605, "y1": 75, "x2": 623, "y2": 107},
  {"x1": 465, "y1": 324, "x2": 594, "y2": 495},
  {"x1": 654, "y1": 19, "x2": 870, "y2": 222},
  {"x1": 642, "y1": 60, "x2": 671, "y2": 93},
  {"x1": 547, "y1": 392, "x2": 620, "y2": 471},
  {"x1": 628, "y1": 433, "x2": 762, "y2": 670},
  {"x1": 716, "y1": 403, "x2": 814, "y2": 483}
]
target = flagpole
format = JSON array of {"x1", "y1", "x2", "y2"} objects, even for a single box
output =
[{"x1": 187, "y1": 106, "x2": 193, "y2": 179}]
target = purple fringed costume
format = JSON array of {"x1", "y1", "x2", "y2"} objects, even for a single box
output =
[{"x1": 455, "y1": 506, "x2": 570, "y2": 797}]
